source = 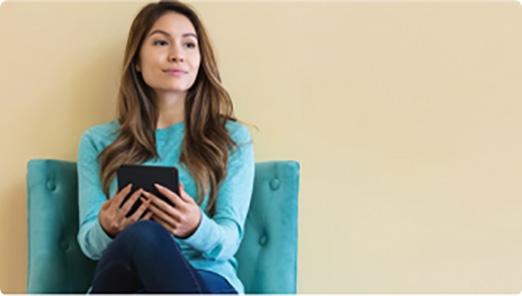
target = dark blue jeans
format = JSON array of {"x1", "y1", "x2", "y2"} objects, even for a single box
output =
[{"x1": 90, "y1": 220, "x2": 237, "y2": 294}]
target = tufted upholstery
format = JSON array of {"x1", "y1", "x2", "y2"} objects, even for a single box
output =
[{"x1": 26, "y1": 159, "x2": 300, "y2": 293}]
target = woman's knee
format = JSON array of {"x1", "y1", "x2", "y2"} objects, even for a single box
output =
[{"x1": 118, "y1": 220, "x2": 171, "y2": 247}]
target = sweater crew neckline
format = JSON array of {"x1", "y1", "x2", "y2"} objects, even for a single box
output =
[{"x1": 156, "y1": 121, "x2": 185, "y2": 140}]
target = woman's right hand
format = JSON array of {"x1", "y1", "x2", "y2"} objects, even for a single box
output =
[{"x1": 99, "y1": 184, "x2": 152, "y2": 238}]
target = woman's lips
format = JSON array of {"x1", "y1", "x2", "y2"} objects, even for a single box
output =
[{"x1": 163, "y1": 70, "x2": 186, "y2": 77}]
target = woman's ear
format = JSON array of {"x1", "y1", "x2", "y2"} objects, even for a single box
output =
[{"x1": 134, "y1": 60, "x2": 141, "y2": 72}]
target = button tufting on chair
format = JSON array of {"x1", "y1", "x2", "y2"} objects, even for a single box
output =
[
  {"x1": 258, "y1": 233, "x2": 269, "y2": 246},
  {"x1": 46, "y1": 179, "x2": 56, "y2": 191},
  {"x1": 27, "y1": 159, "x2": 300, "y2": 293},
  {"x1": 269, "y1": 178, "x2": 280, "y2": 190}
]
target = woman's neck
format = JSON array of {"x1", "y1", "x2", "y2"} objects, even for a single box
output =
[{"x1": 156, "y1": 91, "x2": 186, "y2": 128}]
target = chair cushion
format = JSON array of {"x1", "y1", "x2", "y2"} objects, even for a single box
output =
[
  {"x1": 27, "y1": 160, "x2": 96, "y2": 293},
  {"x1": 236, "y1": 161, "x2": 300, "y2": 293}
]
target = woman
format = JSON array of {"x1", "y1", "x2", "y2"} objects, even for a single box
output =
[{"x1": 76, "y1": 0, "x2": 255, "y2": 293}]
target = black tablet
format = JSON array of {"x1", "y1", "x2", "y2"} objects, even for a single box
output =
[{"x1": 116, "y1": 164, "x2": 179, "y2": 218}]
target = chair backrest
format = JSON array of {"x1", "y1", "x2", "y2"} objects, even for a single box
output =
[{"x1": 26, "y1": 159, "x2": 300, "y2": 293}]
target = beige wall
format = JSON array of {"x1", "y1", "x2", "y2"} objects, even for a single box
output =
[{"x1": 1, "y1": 0, "x2": 522, "y2": 293}]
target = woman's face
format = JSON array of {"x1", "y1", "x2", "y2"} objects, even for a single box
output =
[{"x1": 137, "y1": 12, "x2": 201, "y2": 97}]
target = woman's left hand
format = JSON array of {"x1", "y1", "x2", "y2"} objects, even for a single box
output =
[{"x1": 142, "y1": 183, "x2": 202, "y2": 238}]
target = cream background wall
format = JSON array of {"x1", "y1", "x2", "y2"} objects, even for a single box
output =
[{"x1": 1, "y1": 0, "x2": 521, "y2": 293}]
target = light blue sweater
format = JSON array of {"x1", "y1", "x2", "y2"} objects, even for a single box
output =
[{"x1": 76, "y1": 119, "x2": 255, "y2": 294}]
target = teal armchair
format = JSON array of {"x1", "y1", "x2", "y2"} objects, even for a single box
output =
[{"x1": 26, "y1": 159, "x2": 300, "y2": 293}]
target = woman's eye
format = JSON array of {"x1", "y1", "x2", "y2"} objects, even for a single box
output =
[
  {"x1": 153, "y1": 40, "x2": 168, "y2": 46},
  {"x1": 185, "y1": 42, "x2": 196, "y2": 48}
]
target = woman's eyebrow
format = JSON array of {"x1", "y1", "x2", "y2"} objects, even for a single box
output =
[{"x1": 148, "y1": 29, "x2": 197, "y2": 39}]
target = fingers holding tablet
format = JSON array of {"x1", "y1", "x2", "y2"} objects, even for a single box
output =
[
  {"x1": 119, "y1": 188, "x2": 144, "y2": 218},
  {"x1": 123, "y1": 194, "x2": 152, "y2": 226},
  {"x1": 99, "y1": 183, "x2": 152, "y2": 238}
]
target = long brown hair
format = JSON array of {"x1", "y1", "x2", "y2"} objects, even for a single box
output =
[{"x1": 98, "y1": 0, "x2": 239, "y2": 217}]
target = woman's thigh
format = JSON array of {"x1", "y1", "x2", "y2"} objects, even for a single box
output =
[
  {"x1": 197, "y1": 270, "x2": 237, "y2": 294},
  {"x1": 92, "y1": 221, "x2": 206, "y2": 293}
]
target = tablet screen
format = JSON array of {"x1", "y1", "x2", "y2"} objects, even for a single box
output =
[{"x1": 116, "y1": 164, "x2": 179, "y2": 217}]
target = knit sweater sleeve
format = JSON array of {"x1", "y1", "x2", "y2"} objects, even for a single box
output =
[
  {"x1": 76, "y1": 128, "x2": 114, "y2": 260},
  {"x1": 177, "y1": 123, "x2": 255, "y2": 261}
]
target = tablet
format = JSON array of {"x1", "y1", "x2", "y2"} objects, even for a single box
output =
[{"x1": 116, "y1": 164, "x2": 179, "y2": 218}]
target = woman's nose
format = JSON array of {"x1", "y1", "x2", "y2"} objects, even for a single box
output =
[
  {"x1": 169, "y1": 54, "x2": 183, "y2": 62},
  {"x1": 168, "y1": 44, "x2": 184, "y2": 62}
]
